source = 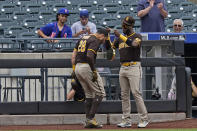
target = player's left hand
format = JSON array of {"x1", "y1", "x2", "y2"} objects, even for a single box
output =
[
  {"x1": 114, "y1": 30, "x2": 120, "y2": 37},
  {"x1": 92, "y1": 71, "x2": 98, "y2": 82}
]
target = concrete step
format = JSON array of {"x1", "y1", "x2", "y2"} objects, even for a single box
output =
[{"x1": 0, "y1": 113, "x2": 186, "y2": 126}]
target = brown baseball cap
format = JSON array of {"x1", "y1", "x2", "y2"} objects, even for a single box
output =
[{"x1": 123, "y1": 16, "x2": 135, "y2": 26}]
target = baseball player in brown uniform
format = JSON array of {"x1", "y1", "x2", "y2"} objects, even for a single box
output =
[
  {"x1": 112, "y1": 16, "x2": 149, "y2": 128},
  {"x1": 71, "y1": 28, "x2": 109, "y2": 128}
]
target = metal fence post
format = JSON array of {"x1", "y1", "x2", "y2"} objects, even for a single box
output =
[
  {"x1": 40, "y1": 68, "x2": 45, "y2": 101},
  {"x1": 21, "y1": 77, "x2": 25, "y2": 101},
  {"x1": 45, "y1": 68, "x2": 48, "y2": 101},
  {"x1": 185, "y1": 67, "x2": 192, "y2": 118}
]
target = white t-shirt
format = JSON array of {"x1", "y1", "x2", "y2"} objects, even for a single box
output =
[{"x1": 71, "y1": 21, "x2": 97, "y2": 38}]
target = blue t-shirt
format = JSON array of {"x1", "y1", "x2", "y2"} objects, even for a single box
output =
[
  {"x1": 40, "y1": 22, "x2": 72, "y2": 38},
  {"x1": 137, "y1": 0, "x2": 167, "y2": 32}
]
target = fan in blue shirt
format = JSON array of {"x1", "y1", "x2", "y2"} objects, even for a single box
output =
[{"x1": 38, "y1": 8, "x2": 72, "y2": 43}]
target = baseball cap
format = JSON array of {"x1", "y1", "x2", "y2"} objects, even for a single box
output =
[
  {"x1": 58, "y1": 8, "x2": 69, "y2": 16},
  {"x1": 123, "y1": 16, "x2": 135, "y2": 26},
  {"x1": 80, "y1": 9, "x2": 89, "y2": 18}
]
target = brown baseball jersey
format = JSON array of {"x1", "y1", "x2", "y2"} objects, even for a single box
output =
[
  {"x1": 114, "y1": 33, "x2": 142, "y2": 62},
  {"x1": 74, "y1": 35, "x2": 102, "y2": 64}
]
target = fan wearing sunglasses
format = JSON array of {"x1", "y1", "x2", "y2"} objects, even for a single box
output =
[{"x1": 173, "y1": 19, "x2": 184, "y2": 33}]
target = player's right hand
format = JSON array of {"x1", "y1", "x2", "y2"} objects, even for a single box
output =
[
  {"x1": 92, "y1": 71, "x2": 98, "y2": 82},
  {"x1": 114, "y1": 30, "x2": 120, "y2": 37}
]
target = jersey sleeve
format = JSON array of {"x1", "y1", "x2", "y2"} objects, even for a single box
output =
[
  {"x1": 67, "y1": 26, "x2": 72, "y2": 38},
  {"x1": 40, "y1": 23, "x2": 53, "y2": 36}
]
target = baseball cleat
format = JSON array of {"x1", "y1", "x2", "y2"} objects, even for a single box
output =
[
  {"x1": 137, "y1": 120, "x2": 149, "y2": 128},
  {"x1": 117, "y1": 121, "x2": 132, "y2": 128}
]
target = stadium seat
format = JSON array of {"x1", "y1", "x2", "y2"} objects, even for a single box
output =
[
  {"x1": 167, "y1": 8, "x2": 183, "y2": 19},
  {"x1": 180, "y1": 15, "x2": 195, "y2": 27},
  {"x1": 57, "y1": 39, "x2": 77, "y2": 52},
  {"x1": 77, "y1": 3, "x2": 96, "y2": 12},
  {"x1": 38, "y1": 10, "x2": 55, "y2": 24},
  {"x1": 0, "y1": 39, "x2": 21, "y2": 52},
  {"x1": 22, "y1": 18, "x2": 44, "y2": 31},
  {"x1": 12, "y1": 11, "x2": 29, "y2": 25},
  {"x1": 102, "y1": 3, "x2": 120, "y2": 16},
  {"x1": 178, "y1": 1, "x2": 196, "y2": 13},
  {"x1": 52, "y1": 3, "x2": 69, "y2": 13},
  {"x1": 4, "y1": 26, "x2": 28, "y2": 38},
  {"x1": 25, "y1": 4, "x2": 45, "y2": 17},
  {"x1": 19, "y1": 32, "x2": 38, "y2": 38},
  {"x1": 166, "y1": 24, "x2": 173, "y2": 32},
  {"x1": 192, "y1": 9, "x2": 197, "y2": 18},
  {"x1": 191, "y1": 23, "x2": 197, "y2": 32},
  {"x1": 0, "y1": 18, "x2": 14, "y2": 29},
  {"x1": 114, "y1": 10, "x2": 134, "y2": 20},
  {"x1": 90, "y1": 10, "x2": 107, "y2": 22},
  {"x1": 29, "y1": 40, "x2": 50, "y2": 52},
  {"x1": 66, "y1": 0, "x2": 88, "y2": 10},
  {"x1": 0, "y1": 0, "x2": 13, "y2": 4},
  {"x1": 0, "y1": 4, "x2": 20, "y2": 17},
  {"x1": 100, "y1": 16, "x2": 121, "y2": 28}
]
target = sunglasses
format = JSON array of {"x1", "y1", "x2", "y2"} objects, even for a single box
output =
[{"x1": 173, "y1": 24, "x2": 182, "y2": 27}]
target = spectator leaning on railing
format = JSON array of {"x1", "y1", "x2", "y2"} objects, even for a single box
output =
[{"x1": 37, "y1": 8, "x2": 72, "y2": 43}]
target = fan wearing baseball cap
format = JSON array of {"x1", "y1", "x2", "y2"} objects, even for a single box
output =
[
  {"x1": 71, "y1": 9, "x2": 97, "y2": 38},
  {"x1": 38, "y1": 8, "x2": 72, "y2": 43}
]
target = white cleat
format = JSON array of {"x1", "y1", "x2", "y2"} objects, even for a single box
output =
[
  {"x1": 117, "y1": 122, "x2": 132, "y2": 128},
  {"x1": 137, "y1": 120, "x2": 149, "y2": 128}
]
